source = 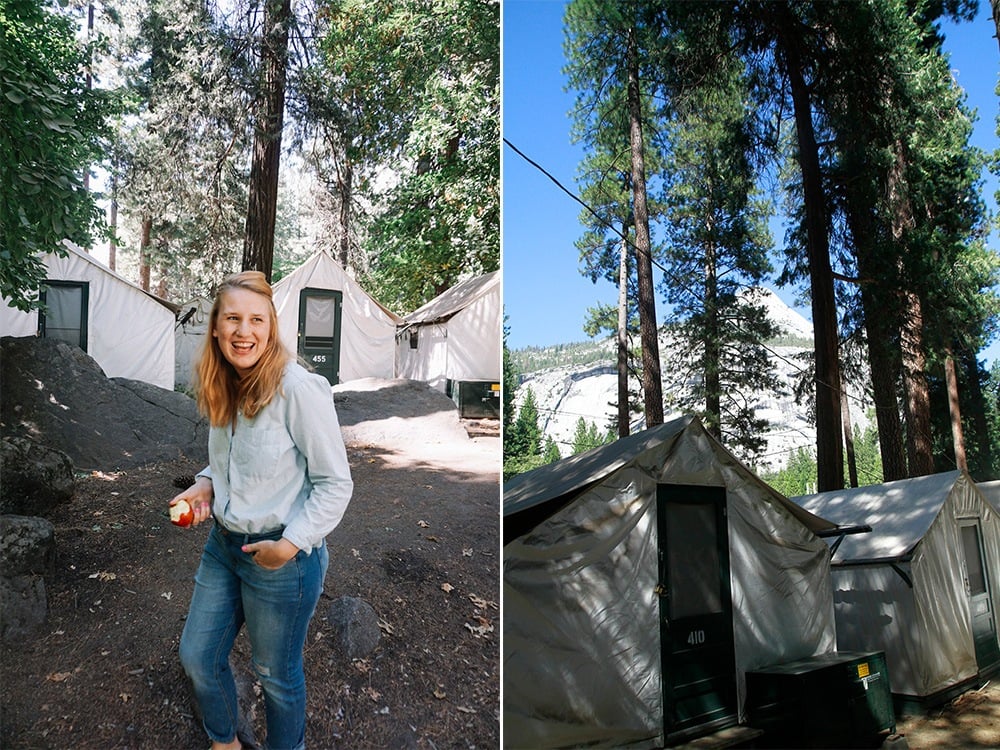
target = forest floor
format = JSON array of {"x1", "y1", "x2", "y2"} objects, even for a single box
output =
[{"x1": 0, "y1": 379, "x2": 500, "y2": 749}]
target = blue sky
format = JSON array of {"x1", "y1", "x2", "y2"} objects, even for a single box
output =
[{"x1": 501, "y1": 0, "x2": 1000, "y2": 365}]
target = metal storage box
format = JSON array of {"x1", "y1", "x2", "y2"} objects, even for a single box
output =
[
  {"x1": 446, "y1": 379, "x2": 500, "y2": 418},
  {"x1": 745, "y1": 650, "x2": 895, "y2": 748}
]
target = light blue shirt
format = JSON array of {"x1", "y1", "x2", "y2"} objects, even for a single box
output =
[{"x1": 197, "y1": 361, "x2": 353, "y2": 552}]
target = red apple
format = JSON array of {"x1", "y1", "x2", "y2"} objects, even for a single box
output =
[{"x1": 170, "y1": 499, "x2": 194, "y2": 527}]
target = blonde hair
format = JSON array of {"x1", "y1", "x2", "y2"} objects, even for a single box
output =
[{"x1": 195, "y1": 271, "x2": 290, "y2": 427}]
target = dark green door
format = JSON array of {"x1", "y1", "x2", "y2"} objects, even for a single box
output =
[
  {"x1": 297, "y1": 288, "x2": 343, "y2": 386},
  {"x1": 657, "y1": 484, "x2": 738, "y2": 741},
  {"x1": 959, "y1": 519, "x2": 1000, "y2": 672},
  {"x1": 39, "y1": 281, "x2": 89, "y2": 350}
]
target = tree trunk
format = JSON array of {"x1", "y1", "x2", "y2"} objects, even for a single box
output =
[
  {"x1": 243, "y1": 0, "x2": 292, "y2": 281},
  {"x1": 841, "y1": 385, "x2": 858, "y2": 487},
  {"x1": 843, "y1": 181, "x2": 908, "y2": 481},
  {"x1": 887, "y1": 142, "x2": 934, "y2": 476},
  {"x1": 626, "y1": 26, "x2": 663, "y2": 427},
  {"x1": 776, "y1": 10, "x2": 844, "y2": 490},
  {"x1": 862, "y1": 295, "x2": 907, "y2": 480},
  {"x1": 139, "y1": 217, "x2": 152, "y2": 292},
  {"x1": 617, "y1": 226, "x2": 630, "y2": 438},
  {"x1": 337, "y1": 160, "x2": 353, "y2": 268},
  {"x1": 704, "y1": 236, "x2": 721, "y2": 440},
  {"x1": 156, "y1": 264, "x2": 169, "y2": 299},
  {"x1": 899, "y1": 289, "x2": 934, "y2": 474},
  {"x1": 992, "y1": 0, "x2": 1000, "y2": 54},
  {"x1": 944, "y1": 346, "x2": 967, "y2": 471},
  {"x1": 963, "y1": 350, "x2": 994, "y2": 474},
  {"x1": 108, "y1": 171, "x2": 118, "y2": 272}
]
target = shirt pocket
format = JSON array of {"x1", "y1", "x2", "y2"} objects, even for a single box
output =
[{"x1": 230, "y1": 426, "x2": 295, "y2": 482}]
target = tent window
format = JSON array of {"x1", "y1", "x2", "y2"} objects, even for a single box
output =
[
  {"x1": 666, "y1": 501, "x2": 722, "y2": 618},
  {"x1": 962, "y1": 523, "x2": 987, "y2": 596},
  {"x1": 40, "y1": 281, "x2": 89, "y2": 351},
  {"x1": 409, "y1": 329, "x2": 418, "y2": 349},
  {"x1": 304, "y1": 296, "x2": 336, "y2": 340}
]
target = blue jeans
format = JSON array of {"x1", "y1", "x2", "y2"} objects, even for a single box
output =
[{"x1": 179, "y1": 524, "x2": 328, "y2": 750}]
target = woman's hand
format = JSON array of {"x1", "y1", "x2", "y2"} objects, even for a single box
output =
[
  {"x1": 169, "y1": 476, "x2": 214, "y2": 527},
  {"x1": 243, "y1": 538, "x2": 300, "y2": 569}
]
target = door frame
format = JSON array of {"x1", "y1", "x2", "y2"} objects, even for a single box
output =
[
  {"x1": 958, "y1": 516, "x2": 1000, "y2": 673},
  {"x1": 657, "y1": 483, "x2": 738, "y2": 742},
  {"x1": 39, "y1": 280, "x2": 90, "y2": 351},
  {"x1": 297, "y1": 287, "x2": 343, "y2": 385}
]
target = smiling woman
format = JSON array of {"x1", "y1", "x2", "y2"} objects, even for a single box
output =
[{"x1": 168, "y1": 270, "x2": 354, "y2": 750}]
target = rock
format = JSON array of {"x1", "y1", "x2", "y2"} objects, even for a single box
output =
[
  {"x1": 0, "y1": 515, "x2": 56, "y2": 576},
  {"x1": 1, "y1": 336, "x2": 209, "y2": 470},
  {"x1": 0, "y1": 574, "x2": 48, "y2": 641},
  {"x1": 326, "y1": 596, "x2": 380, "y2": 661},
  {"x1": 0, "y1": 515, "x2": 55, "y2": 641},
  {"x1": 0, "y1": 436, "x2": 75, "y2": 515}
]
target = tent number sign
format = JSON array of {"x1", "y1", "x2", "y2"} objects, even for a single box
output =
[{"x1": 687, "y1": 630, "x2": 707, "y2": 646}]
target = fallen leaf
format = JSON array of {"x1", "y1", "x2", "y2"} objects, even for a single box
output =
[
  {"x1": 352, "y1": 659, "x2": 371, "y2": 674},
  {"x1": 47, "y1": 672, "x2": 73, "y2": 682},
  {"x1": 462, "y1": 548, "x2": 473, "y2": 557},
  {"x1": 468, "y1": 594, "x2": 497, "y2": 610},
  {"x1": 417, "y1": 520, "x2": 429, "y2": 528},
  {"x1": 377, "y1": 619, "x2": 395, "y2": 635},
  {"x1": 88, "y1": 571, "x2": 117, "y2": 581},
  {"x1": 120, "y1": 693, "x2": 131, "y2": 703},
  {"x1": 426, "y1": 535, "x2": 440, "y2": 543},
  {"x1": 441, "y1": 582, "x2": 454, "y2": 593},
  {"x1": 351, "y1": 548, "x2": 361, "y2": 558},
  {"x1": 433, "y1": 688, "x2": 447, "y2": 699},
  {"x1": 464, "y1": 616, "x2": 494, "y2": 638},
  {"x1": 362, "y1": 686, "x2": 381, "y2": 702}
]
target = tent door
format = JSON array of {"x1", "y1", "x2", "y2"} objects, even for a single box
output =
[
  {"x1": 657, "y1": 484, "x2": 737, "y2": 741},
  {"x1": 297, "y1": 288, "x2": 343, "y2": 386},
  {"x1": 39, "y1": 281, "x2": 89, "y2": 351},
  {"x1": 959, "y1": 519, "x2": 1000, "y2": 672}
]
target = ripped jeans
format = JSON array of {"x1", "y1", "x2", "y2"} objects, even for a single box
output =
[{"x1": 179, "y1": 523, "x2": 328, "y2": 750}]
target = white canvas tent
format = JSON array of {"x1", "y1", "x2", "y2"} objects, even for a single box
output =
[
  {"x1": 395, "y1": 270, "x2": 500, "y2": 392},
  {"x1": 504, "y1": 415, "x2": 838, "y2": 749},
  {"x1": 793, "y1": 471, "x2": 1000, "y2": 709},
  {"x1": 0, "y1": 241, "x2": 177, "y2": 389},
  {"x1": 271, "y1": 251, "x2": 400, "y2": 384},
  {"x1": 174, "y1": 295, "x2": 213, "y2": 389}
]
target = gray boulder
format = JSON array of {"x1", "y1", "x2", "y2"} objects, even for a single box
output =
[
  {"x1": 0, "y1": 436, "x2": 75, "y2": 515},
  {"x1": 326, "y1": 596, "x2": 381, "y2": 661},
  {"x1": 0, "y1": 515, "x2": 56, "y2": 641},
  {"x1": 1, "y1": 336, "x2": 208, "y2": 470}
]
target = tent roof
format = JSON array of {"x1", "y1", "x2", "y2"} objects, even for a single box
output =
[
  {"x1": 273, "y1": 251, "x2": 401, "y2": 323},
  {"x1": 504, "y1": 415, "x2": 836, "y2": 540},
  {"x1": 402, "y1": 270, "x2": 499, "y2": 326},
  {"x1": 979, "y1": 480, "x2": 1000, "y2": 512},
  {"x1": 61, "y1": 241, "x2": 180, "y2": 315},
  {"x1": 792, "y1": 470, "x2": 964, "y2": 562}
]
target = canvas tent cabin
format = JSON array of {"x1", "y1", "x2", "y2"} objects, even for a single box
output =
[
  {"x1": 0, "y1": 241, "x2": 178, "y2": 389},
  {"x1": 174, "y1": 295, "x2": 213, "y2": 389},
  {"x1": 395, "y1": 270, "x2": 500, "y2": 417},
  {"x1": 270, "y1": 251, "x2": 400, "y2": 385},
  {"x1": 504, "y1": 415, "x2": 839, "y2": 749},
  {"x1": 793, "y1": 471, "x2": 1000, "y2": 711}
]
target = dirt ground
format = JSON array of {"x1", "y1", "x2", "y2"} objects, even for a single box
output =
[
  {"x1": 0, "y1": 379, "x2": 500, "y2": 749},
  {"x1": 895, "y1": 679, "x2": 1000, "y2": 749}
]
